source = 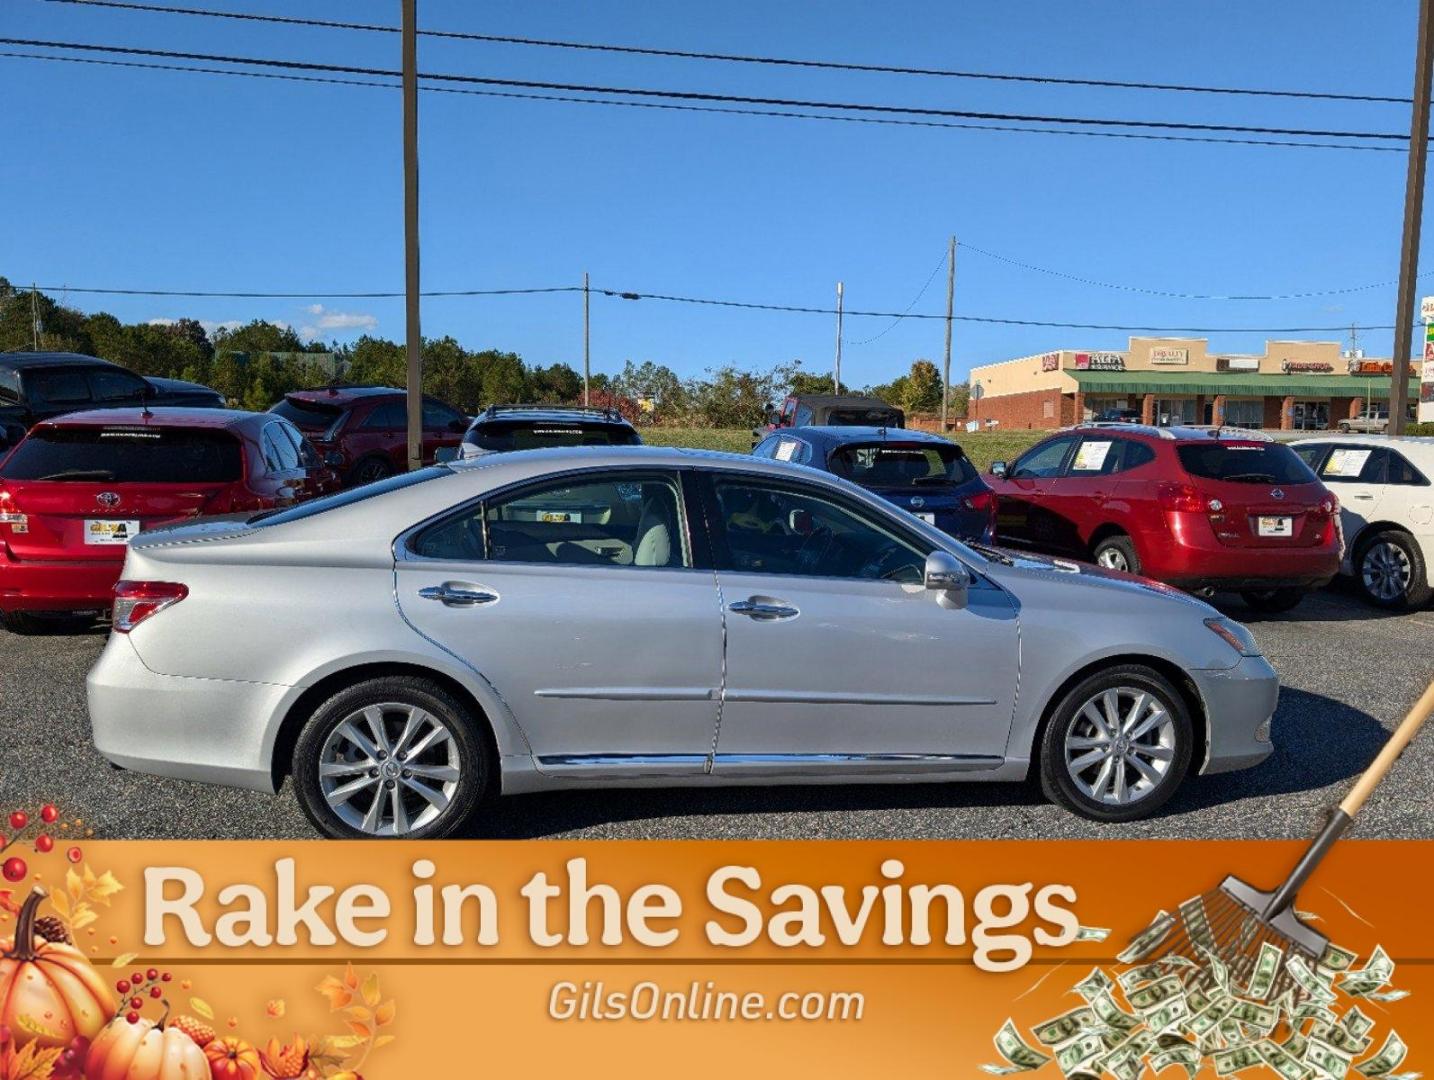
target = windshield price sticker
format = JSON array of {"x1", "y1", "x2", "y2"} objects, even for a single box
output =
[
  {"x1": 1323, "y1": 448, "x2": 1372, "y2": 479},
  {"x1": 774, "y1": 441, "x2": 798, "y2": 461}
]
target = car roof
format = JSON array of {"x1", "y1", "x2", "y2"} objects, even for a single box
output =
[
  {"x1": 1292, "y1": 433, "x2": 1434, "y2": 451},
  {"x1": 769, "y1": 425, "x2": 953, "y2": 448},
  {"x1": 471, "y1": 405, "x2": 633, "y2": 427},
  {"x1": 1062, "y1": 423, "x2": 1275, "y2": 444},
  {"x1": 285, "y1": 385, "x2": 404, "y2": 405},
  {"x1": 34, "y1": 407, "x2": 269, "y2": 431},
  {"x1": 0, "y1": 351, "x2": 120, "y2": 372}
]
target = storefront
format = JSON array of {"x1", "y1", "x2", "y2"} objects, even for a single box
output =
[{"x1": 967, "y1": 338, "x2": 1418, "y2": 432}]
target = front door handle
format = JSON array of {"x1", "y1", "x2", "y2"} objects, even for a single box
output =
[
  {"x1": 419, "y1": 584, "x2": 498, "y2": 607},
  {"x1": 729, "y1": 598, "x2": 799, "y2": 620}
]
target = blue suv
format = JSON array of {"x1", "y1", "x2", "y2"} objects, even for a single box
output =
[{"x1": 752, "y1": 425, "x2": 995, "y2": 542}]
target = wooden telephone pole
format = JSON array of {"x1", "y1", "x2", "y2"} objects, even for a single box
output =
[
  {"x1": 941, "y1": 236, "x2": 955, "y2": 430},
  {"x1": 402, "y1": 0, "x2": 423, "y2": 471}
]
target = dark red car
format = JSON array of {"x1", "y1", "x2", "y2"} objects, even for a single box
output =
[
  {"x1": 0, "y1": 408, "x2": 333, "y2": 632},
  {"x1": 269, "y1": 386, "x2": 468, "y2": 487},
  {"x1": 986, "y1": 425, "x2": 1342, "y2": 612}
]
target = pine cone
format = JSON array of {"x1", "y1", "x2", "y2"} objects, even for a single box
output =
[{"x1": 33, "y1": 915, "x2": 70, "y2": 944}]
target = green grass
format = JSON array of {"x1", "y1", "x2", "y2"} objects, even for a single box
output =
[{"x1": 639, "y1": 426, "x2": 1047, "y2": 470}]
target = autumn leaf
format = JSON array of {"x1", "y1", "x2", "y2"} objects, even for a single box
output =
[
  {"x1": 373, "y1": 1000, "x2": 396, "y2": 1027},
  {"x1": 373, "y1": 1034, "x2": 396, "y2": 1050},
  {"x1": 190, "y1": 997, "x2": 215, "y2": 1021},
  {"x1": 344, "y1": 1020, "x2": 372, "y2": 1040},
  {"x1": 342, "y1": 963, "x2": 359, "y2": 990},
  {"x1": 110, "y1": 952, "x2": 138, "y2": 968},
  {"x1": 315, "y1": 975, "x2": 353, "y2": 1011},
  {"x1": 265, "y1": 999, "x2": 285, "y2": 1019},
  {"x1": 360, "y1": 972, "x2": 381, "y2": 1008},
  {"x1": 2, "y1": 1041, "x2": 64, "y2": 1080},
  {"x1": 47, "y1": 892, "x2": 69, "y2": 920},
  {"x1": 320, "y1": 1035, "x2": 365, "y2": 1053},
  {"x1": 342, "y1": 1006, "x2": 371, "y2": 1025},
  {"x1": 65, "y1": 869, "x2": 83, "y2": 905}
]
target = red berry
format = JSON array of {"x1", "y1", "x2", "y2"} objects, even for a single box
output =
[
  {"x1": 35, "y1": 835, "x2": 53, "y2": 853},
  {"x1": 66, "y1": 846, "x2": 82, "y2": 864},
  {"x1": 40, "y1": 805, "x2": 58, "y2": 824},
  {"x1": 125, "y1": 1012, "x2": 139, "y2": 1025},
  {"x1": 116, "y1": 980, "x2": 130, "y2": 994},
  {"x1": 149, "y1": 986, "x2": 162, "y2": 999},
  {"x1": 129, "y1": 997, "x2": 143, "y2": 1010},
  {"x1": 2, "y1": 857, "x2": 26, "y2": 883},
  {"x1": 131, "y1": 972, "x2": 143, "y2": 986},
  {"x1": 146, "y1": 968, "x2": 158, "y2": 981},
  {"x1": 8, "y1": 812, "x2": 27, "y2": 832},
  {"x1": 161, "y1": 972, "x2": 172, "y2": 982}
]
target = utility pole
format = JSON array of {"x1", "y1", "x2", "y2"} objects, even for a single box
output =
[
  {"x1": 402, "y1": 0, "x2": 423, "y2": 471},
  {"x1": 1390, "y1": 0, "x2": 1434, "y2": 435},
  {"x1": 833, "y1": 281, "x2": 844, "y2": 394},
  {"x1": 941, "y1": 235, "x2": 956, "y2": 430},
  {"x1": 583, "y1": 271, "x2": 591, "y2": 406},
  {"x1": 30, "y1": 285, "x2": 40, "y2": 350}
]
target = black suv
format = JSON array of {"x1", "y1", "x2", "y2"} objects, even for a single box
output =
[
  {"x1": 457, "y1": 404, "x2": 642, "y2": 459},
  {"x1": 0, "y1": 352, "x2": 224, "y2": 447}
]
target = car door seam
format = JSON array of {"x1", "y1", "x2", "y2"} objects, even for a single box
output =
[{"x1": 708, "y1": 569, "x2": 726, "y2": 774}]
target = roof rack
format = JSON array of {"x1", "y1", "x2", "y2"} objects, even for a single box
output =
[
  {"x1": 480, "y1": 403, "x2": 626, "y2": 422},
  {"x1": 1065, "y1": 422, "x2": 1179, "y2": 440}
]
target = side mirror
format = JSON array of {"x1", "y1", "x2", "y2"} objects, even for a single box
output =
[
  {"x1": 434, "y1": 446, "x2": 460, "y2": 464},
  {"x1": 924, "y1": 550, "x2": 970, "y2": 607},
  {"x1": 990, "y1": 460, "x2": 1008, "y2": 479}
]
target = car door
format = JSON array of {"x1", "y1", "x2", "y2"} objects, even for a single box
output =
[
  {"x1": 1043, "y1": 435, "x2": 1127, "y2": 554},
  {"x1": 421, "y1": 399, "x2": 467, "y2": 463},
  {"x1": 1307, "y1": 444, "x2": 1387, "y2": 547},
  {"x1": 698, "y1": 471, "x2": 1019, "y2": 774},
  {"x1": 394, "y1": 468, "x2": 725, "y2": 773},
  {"x1": 993, "y1": 435, "x2": 1077, "y2": 549}
]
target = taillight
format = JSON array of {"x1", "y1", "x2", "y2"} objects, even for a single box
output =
[
  {"x1": 962, "y1": 490, "x2": 995, "y2": 513},
  {"x1": 1157, "y1": 482, "x2": 1215, "y2": 513},
  {"x1": 0, "y1": 490, "x2": 24, "y2": 527},
  {"x1": 112, "y1": 581, "x2": 188, "y2": 633}
]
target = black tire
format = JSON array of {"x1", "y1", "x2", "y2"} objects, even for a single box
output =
[
  {"x1": 0, "y1": 610, "x2": 97, "y2": 635},
  {"x1": 347, "y1": 456, "x2": 395, "y2": 488},
  {"x1": 292, "y1": 676, "x2": 490, "y2": 839},
  {"x1": 1091, "y1": 534, "x2": 1141, "y2": 575},
  {"x1": 1354, "y1": 529, "x2": 1432, "y2": 610},
  {"x1": 1039, "y1": 664, "x2": 1193, "y2": 823},
  {"x1": 1240, "y1": 588, "x2": 1305, "y2": 614},
  {"x1": 1337, "y1": 421, "x2": 1352, "y2": 433}
]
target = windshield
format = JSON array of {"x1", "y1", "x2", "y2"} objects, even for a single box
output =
[
  {"x1": 270, "y1": 397, "x2": 345, "y2": 432},
  {"x1": 828, "y1": 443, "x2": 977, "y2": 488},
  {"x1": 1176, "y1": 442, "x2": 1318, "y2": 485},
  {"x1": 251, "y1": 466, "x2": 448, "y2": 526},
  {"x1": 0, "y1": 426, "x2": 242, "y2": 483},
  {"x1": 465, "y1": 419, "x2": 641, "y2": 452}
]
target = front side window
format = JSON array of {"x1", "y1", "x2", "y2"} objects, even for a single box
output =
[
  {"x1": 711, "y1": 478, "x2": 927, "y2": 583},
  {"x1": 1010, "y1": 436, "x2": 1077, "y2": 479},
  {"x1": 414, "y1": 472, "x2": 688, "y2": 569},
  {"x1": 86, "y1": 369, "x2": 147, "y2": 403},
  {"x1": 360, "y1": 402, "x2": 407, "y2": 430},
  {"x1": 422, "y1": 401, "x2": 464, "y2": 430}
]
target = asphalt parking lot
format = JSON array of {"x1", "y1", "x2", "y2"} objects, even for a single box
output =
[{"x1": 0, "y1": 583, "x2": 1429, "y2": 841}]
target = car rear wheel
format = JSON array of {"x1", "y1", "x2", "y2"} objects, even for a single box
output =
[
  {"x1": 292, "y1": 677, "x2": 490, "y2": 839},
  {"x1": 1039, "y1": 665, "x2": 1193, "y2": 823},
  {"x1": 1337, "y1": 421, "x2": 1352, "y2": 433},
  {"x1": 1240, "y1": 588, "x2": 1304, "y2": 614},
  {"x1": 1355, "y1": 530, "x2": 1431, "y2": 610},
  {"x1": 348, "y1": 456, "x2": 395, "y2": 487},
  {"x1": 1092, "y1": 534, "x2": 1141, "y2": 575}
]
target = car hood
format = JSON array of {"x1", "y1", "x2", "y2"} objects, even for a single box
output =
[{"x1": 973, "y1": 544, "x2": 1216, "y2": 612}]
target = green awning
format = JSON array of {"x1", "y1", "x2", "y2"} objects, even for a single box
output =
[{"x1": 1070, "y1": 370, "x2": 1418, "y2": 399}]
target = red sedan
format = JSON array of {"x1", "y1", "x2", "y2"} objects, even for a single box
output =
[
  {"x1": 0, "y1": 408, "x2": 333, "y2": 632},
  {"x1": 986, "y1": 425, "x2": 1342, "y2": 613}
]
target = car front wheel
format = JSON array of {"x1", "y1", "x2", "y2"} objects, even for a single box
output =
[
  {"x1": 1356, "y1": 530, "x2": 1431, "y2": 610},
  {"x1": 292, "y1": 677, "x2": 489, "y2": 839},
  {"x1": 1039, "y1": 665, "x2": 1193, "y2": 823}
]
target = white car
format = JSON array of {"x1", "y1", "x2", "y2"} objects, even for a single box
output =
[{"x1": 1292, "y1": 435, "x2": 1434, "y2": 609}]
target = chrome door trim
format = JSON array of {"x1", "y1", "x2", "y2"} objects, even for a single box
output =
[
  {"x1": 533, "y1": 686, "x2": 718, "y2": 702},
  {"x1": 721, "y1": 689, "x2": 998, "y2": 707},
  {"x1": 535, "y1": 753, "x2": 710, "y2": 778},
  {"x1": 712, "y1": 752, "x2": 1003, "y2": 777}
]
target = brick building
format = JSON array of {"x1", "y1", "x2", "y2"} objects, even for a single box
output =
[{"x1": 967, "y1": 337, "x2": 1417, "y2": 431}]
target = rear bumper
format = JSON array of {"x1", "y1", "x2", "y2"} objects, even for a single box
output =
[
  {"x1": 87, "y1": 632, "x2": 289, "y2": 792},
  {"x1": 1190, "y1": 655, "x2": 1279, "y2": 775},
  {"x1": 0, "y1": 552, "x2": 122, "y2": 612},
  {"x1": 1142, "y1": 513, "x2": 1340, "y2": 591}
]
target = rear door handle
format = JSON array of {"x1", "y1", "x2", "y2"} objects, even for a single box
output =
[
  {"x1": 729, "y1": 598, "x2": 799, "y2": 620},
  {"x1": 419, "y1": 584, "x2": 498, "y2": 607}
]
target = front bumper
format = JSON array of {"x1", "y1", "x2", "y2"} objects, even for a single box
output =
[
  {"x1": 1190, "y1": 654, "x2": 1279, "y2": 775},
  {"x1": 87, "y1": 632, "x2": 291, "y2": 792}
]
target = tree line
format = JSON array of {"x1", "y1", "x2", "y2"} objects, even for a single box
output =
[{"x1": 0, "y1": 279, "x2": 966, "y2": 427}]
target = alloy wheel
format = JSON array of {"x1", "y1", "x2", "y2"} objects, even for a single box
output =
[
  {"x1": 1362, "y1": 541, "x2": 1412, "y2": 603},
  {"x1": 318, "y1": 703, "x2": 461, "y2": 836},
  {"x1": 1096, "y1": 548, "x2": 1130, "y2": 572},
  {"x1": 1063, "y1": 687, "x2": 1176, "y2": 805}
]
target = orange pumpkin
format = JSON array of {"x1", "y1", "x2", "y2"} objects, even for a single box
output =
[
  {"x1": 204, "y1": 1036, "x2": 261, "y2": 1080},
  {"x1": 85, "y1": 1015, "x2": 209, "y2": 1080},
  {"x1": 0, "y1": 888, "x2": 115, "y2": 1050}
]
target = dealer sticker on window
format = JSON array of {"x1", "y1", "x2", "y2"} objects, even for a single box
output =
[
  {"x1": 1256, "y1": 516, "x2": 1293, "y2": 538},
  {"x1": 84, "y1": 519, "x2": 142, "y2": 545},
  {"x1": 537, "y1": 510, "x2": 581, "y2": 524}
]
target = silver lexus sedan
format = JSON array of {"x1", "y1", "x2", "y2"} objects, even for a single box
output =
[{"x1": 86, "y1": 446, "x2": 1277, "y2": 837}]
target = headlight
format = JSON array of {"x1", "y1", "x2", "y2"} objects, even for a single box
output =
[{"x1": 1204, "y1": 617, "x2": 1261, "y2": 657}]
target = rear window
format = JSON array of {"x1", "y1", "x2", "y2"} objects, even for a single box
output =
[
  {"x1": 828, "y1": 443, "x2": 977, "y2": 487},
  {"x1": 826, "y1": 408, "x2": 902, "y2": 427},
  {"x1": 270, "y1": 397, "x2": 345, "y2": 431},
  {"x1": 251, "y1": 466, "x2": 448, "y2": 526},
  {"x1": 465, "y1": 419, "x2": 641, "y2": 452},
  {"x1": 1, "y1": 426, "x2": 242, "y2": 483},
  {"x1": 1176, "y1": 442, "x2": 1318, "y2": 485}
]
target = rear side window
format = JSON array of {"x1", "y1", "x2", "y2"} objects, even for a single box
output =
[
  {"x1": 828, "y1": 443, "x2": 975, "y2": 486},
  {"x1": 1, "y1": 426, "x2": 242, "y2": 483},
  {"x1": 465, "y1": 419, "x2": 641, "y2": 452},
  {"x1": 1176, "y1": 443, "x2": 1317, "y2": 485},
  {"x1": 360, "y1": 402, "x2": 407, "y2": 430}
]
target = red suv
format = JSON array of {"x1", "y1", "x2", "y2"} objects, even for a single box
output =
[
  {"x1": 270, "y1": 386, "x2": 468, "y2": 487},
  {"x1": 986, "y1": 425, "x2": 1341, "y2": 612},
  {"x1": 0, "y1": 408, "x2": 333, "y2": 632}
]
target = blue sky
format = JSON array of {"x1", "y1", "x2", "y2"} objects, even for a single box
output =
[{"x1": 3, "y1": 0, "x2": 1431, "y2": 387}]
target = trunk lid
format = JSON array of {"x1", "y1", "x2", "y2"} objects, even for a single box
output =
[{"x1": 1174, "y1": 440, "x2": 1336, "y2": 549}]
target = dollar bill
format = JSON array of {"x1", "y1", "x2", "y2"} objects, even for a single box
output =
[
  {"x1": 1363, "y1": 989, "x2": 1409, "y2": 1004},
  {"x1": 1199, "y1": 945, "x2": 1233, "y2": 993},
  {"x1": 1179, "y1": 895, "x2": 1217, "y2": 952},
  {"x1": 1073, "y1": 967, "x2": 1114, "y2": 1002},
  {"x1": 1128, "y1": 975, "x2": 1185, "y2": 1014},
  {"x1": 1312, "y1": 1021, "x2": 1373, "y2": 1057},
  {"x1": 1258, "y1": 1039, "x2": 1312, "y2": 1080},
  {"x1": 1307, "y1": 1037, "x2": 1354, "y2": 1080},
  {"x1": 1244, "y1": 941, "x2": 1284, "y2": 1001},
  {"x1": 1356, "y1": 1032, "x2": 1408, "y2": 1078},
  {"x1": 1056, "y1": 1033, "x2": 1107, "y2": 1076},
  {"x1": 1320, "y1": 944, "x2": 1358, "y2": 973},
  {"x1": 1343, "y1": 1008, "x2": 1375, "y2": 1040},
  {"x1": 1228, "y1": 999, "x2": 1279, "y2": 1033},
  {"x1": 986, "y1": 1019, "x2": 1053, "y2": 1074},
  {"x1": 1295, "y1": 1000, "x2": 1340, "y2": 1028},
  {"x1": 1288, "y1": 955, "x2": 1339, "y2": 1005},
  {"x1": 1091, "y1": 991, "x2": 1141, "y2": 1034},
  {"x1": 1188, "y1": 997, "x2": 1237, "y2": 1039},
  {"x1": 1119, "y1": 963, "x2": 1169, "y2": 992},
  {"x1": 1075, "y1": 925, "x2": 1112, "y2": 942},
  {"x1": 1034, "y1": 1007, "x2": 1099, "y2": 1047},
  {"x1": 1340, "y1": 947, "x2": 1395, "y2": 998},
  {"x1": 1284, "y1": 1032, "x2": 1310, "y2": 1060},
  {"x1": 1146, "y1": 996, "x2": 1191, "y2": 1034},
  {"x1": 1213, "y1": 1044, "x2": 1264, "y2": 1076},
  {"x1": 1151, "y1": 1044, "x2": 1200, "y2": 1078},
  {"x1": 1118, "y1": 911, "x2": 1176, "y2": 965}
]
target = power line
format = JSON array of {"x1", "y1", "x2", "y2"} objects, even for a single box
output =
[
  {"x1": 23, "y1": 284, "x2": 583, "y2": 299},
  {"x1": 4, "y1": 49, "x2": 1410, "y2": 154},
  {"x1": 957, "y1": 242, "x2": 1434, "y2": 300},
  {"x1": 843, "y1": 250, "x2": 949, "y2": 346},
  {"x1": 0, "y1": 38, "x2": 1412, "y2": 143},
  {"x1": 41, "y1": 0, "x2": 1417, "y2": 106}
]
